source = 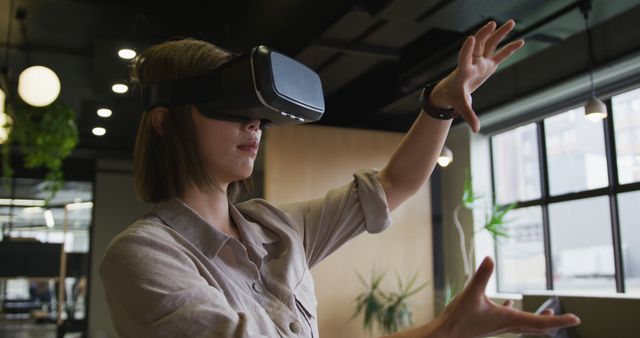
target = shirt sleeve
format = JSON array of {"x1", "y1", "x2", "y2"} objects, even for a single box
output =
[
  {"x1": 276, "y1": 168, "x2": 392, "y2": 268},
  {"x1": 99, "y1": 227, "x2": 269, "y2": 338}
]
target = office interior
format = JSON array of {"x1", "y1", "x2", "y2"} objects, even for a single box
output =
[{"x1": 0, "y1": 0, "x2": 639, "y2": 337}]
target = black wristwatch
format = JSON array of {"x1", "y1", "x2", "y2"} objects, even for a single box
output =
[{"x1": 419, "y1": 82, "x2": 457, "y2": 120}]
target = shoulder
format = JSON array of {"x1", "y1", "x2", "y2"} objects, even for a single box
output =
[
  {"x1": 104, "y1": 215, "x2": 175, "y2": 254},
  {"x1": 100, "y1": 215, "x2": 192, "y2": 277}
]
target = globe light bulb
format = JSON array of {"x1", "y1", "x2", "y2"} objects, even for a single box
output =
[{"x1": 17, "y1": 65, "x2": 61, "y2": 107}]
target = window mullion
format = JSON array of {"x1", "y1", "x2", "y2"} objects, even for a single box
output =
[
  {"x1": 488, "y1": 137, "x2": 501, "y2": 292},
  {"x1": 603, "y1": 98, "x2": 625, "y2": 293},
  {"x1": 537, "y1": 121, "x2": 553, "y2": 290}
]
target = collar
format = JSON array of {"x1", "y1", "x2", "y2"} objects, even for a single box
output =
[
  {"x1": 150, "y1": 197, "x2": 278, "y2": 260},
  {"x1": 230, "y1": 203, "x2": 280, "y2": 257}
]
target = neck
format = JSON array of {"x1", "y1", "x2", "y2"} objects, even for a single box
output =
[{"x1": 178, "y1": 182, "x2": 239, "y2": 239}]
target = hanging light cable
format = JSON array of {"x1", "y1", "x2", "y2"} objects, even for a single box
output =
[
  {"x1": 15, "y1": 7, "x2": 61, "y2": 107},
  {"x1": 580, "y1": 0, "x2": 607, "y2": 122},
  {"x1": 0, "y1": 0, "x2": 16, "y2": 143}
]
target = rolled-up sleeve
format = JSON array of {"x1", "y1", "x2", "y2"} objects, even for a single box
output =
[
  {"x1": 277, "y1": 168, "x2": 392, "y2": 268},
  {"x1": 99, "y1": 228, "x2": 269, "y2": 338}
]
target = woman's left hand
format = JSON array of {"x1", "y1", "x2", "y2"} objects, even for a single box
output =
[
  {"x1": 436, "y1": 257, "x2": 581, "y2": 338},
  {"x1": 429, "y1": 19, "x2": 525, "y2": 133}
]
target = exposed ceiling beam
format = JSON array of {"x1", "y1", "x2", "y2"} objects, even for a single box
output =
[
  {"x1": 311, "y1": 38, "x2": 401, "y2": 61},
  {"x1": 0, "y1": 42, "x2": 91, "y2": 57},
  {"x1": 323, "y1": 0, "x2": 590, "y2": 130}
]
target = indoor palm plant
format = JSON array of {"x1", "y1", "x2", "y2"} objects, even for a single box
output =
[
  {"x1": 447, "y1": 169, "x2": 516, "y2": 303},
  {"x1": 353, "y1": 270, "x2": 428, "y2": 335}
]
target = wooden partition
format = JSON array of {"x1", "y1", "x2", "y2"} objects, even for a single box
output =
[{"x1": 264, "y1": 124, "x2": 435, "y2": 338}]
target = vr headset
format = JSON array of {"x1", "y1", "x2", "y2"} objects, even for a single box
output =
[{"x1": 142, "y1": 45, "x2": 325, "y2": 127}]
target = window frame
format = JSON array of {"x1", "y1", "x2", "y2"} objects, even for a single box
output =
[{"x1": 488, "y1": 93, "x2": 640, "y2": 294}]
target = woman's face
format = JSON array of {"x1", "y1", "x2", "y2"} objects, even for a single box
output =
[{"x1": 191, "y1": 107, "x2": 262, "y2": 185}]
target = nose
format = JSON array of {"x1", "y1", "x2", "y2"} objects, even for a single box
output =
[{"x1": 243, "y1": 119, "x2": 261, "y2": 131}]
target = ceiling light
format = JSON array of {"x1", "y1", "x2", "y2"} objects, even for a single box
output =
[
  {"x1": 437, "y1": 146, "x2": 453, "y2": 167},
  {"x1": 22, "y1": 207, "x2": 43, "y2": 214},
  {"x1": 92, "y1": 127, "x2": 106, "y2": 136},
  {"x1": 585, "y1": 97, "x2": 607, "y2": 122},
  {"x1": 44, "y1": 209, "x2": 55, "y2": 228},
  {"x1": 17, "y1": 65, "x2": 61, "y2": 107},
  {"x1": 97, "y1": 108, "x2": 112, "y2": 118},
  {"x1": 0, "y1": 198, "x2": 46, "y2": 207},
  {"x1": 66, "y1": 201, "x2": 93, "y2": 210},
  {"x1": 580, "y1": 0, "x2": 608, "y2": 122},
  {"x1": 118, "y1": 48, "x2": 137, "y2": 60},
  {"x1": 111, "y1": 83, "x2": 128, "y2": 94}
]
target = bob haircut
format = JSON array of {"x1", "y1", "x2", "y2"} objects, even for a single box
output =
[{"x1": 131, "y1": 38, "x2": 249, "y2": 203}]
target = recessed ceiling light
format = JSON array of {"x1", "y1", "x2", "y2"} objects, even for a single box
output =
[
  {"x1": 44, "y1": 209, "x2": 55, "y2": 228},
  {"x1": 92, "y1": 127, "x2": 106, "y2": 136},
  {"x1": 97, "y1": 108, "x2": 112, "y2": 118},
  {"x1": 112, "y1": 83, "x2": 128, "y2": 94},
  {"x1": 118, "y1": 48, "x2": 136, "y2": 60}
]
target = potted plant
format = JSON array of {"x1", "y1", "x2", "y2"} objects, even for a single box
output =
[
  {"x1": 2, "y1": 99, "x2": 78, "y2": 202},
  {"x1": 447, "y1": 169, "x2": 516, "y2": 302},
  {"x1": 353, "y1": 270, "x2": 428, "y2": 335}
]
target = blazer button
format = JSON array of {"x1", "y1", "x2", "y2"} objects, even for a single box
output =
[
  {"x1": 252, "y1": 282, "x2": 265, "y2": 294},
  {"x1": 289, "y1": 321, "x2": 302, "y2": 334}
]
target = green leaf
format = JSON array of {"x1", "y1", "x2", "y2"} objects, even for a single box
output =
[
  {"x1": 483, "y1": 202, "x2": 517, "y2": 240},
  {"x1": 461, "y1": 169, "x2": 483, "y2": 208},
  {"x1": 3, "y1": 99, "x2": 78, "y2": 203}
]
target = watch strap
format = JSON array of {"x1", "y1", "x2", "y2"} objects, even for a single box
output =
[{"x1": 419, "y1": 83, "x2": 457, "y2": 120}]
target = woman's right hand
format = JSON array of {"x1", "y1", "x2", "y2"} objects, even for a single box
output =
[{"x1": 435, "y1": 257, "x2": 580, "y2": 337}]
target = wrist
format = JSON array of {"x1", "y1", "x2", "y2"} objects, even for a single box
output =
[
  {"x1": 429, "y1": 80, "x2": 453, "y2": 110},
  {"x1": 429, "y1": 315, "x2": 455, "y2": 338},
  {"x1": 419, "y1": 81, "x2": 457, "y2": 120}
]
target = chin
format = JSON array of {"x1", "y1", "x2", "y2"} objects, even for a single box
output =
[{"x1": 235, "y1": 166, "x2": 254, "y2": 180}]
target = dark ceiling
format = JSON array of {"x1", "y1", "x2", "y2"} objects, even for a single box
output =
[{"x1": 1, "y1": 0, "x2": 639, "y2": 159}]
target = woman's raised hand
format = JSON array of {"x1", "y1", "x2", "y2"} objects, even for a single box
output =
[
  {"x1": 437, "y1": 257, "x2": 581, "y2": 338},
  {"x1": 429, "y1": 19, "x2": 525, "y2": 133}
]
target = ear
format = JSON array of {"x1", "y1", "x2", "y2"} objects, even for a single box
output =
[{"x1": 149, "y1": 106, "x2": 168, "y2": 136}]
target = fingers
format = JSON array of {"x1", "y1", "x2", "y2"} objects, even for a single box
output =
[
  {"x1": 510, "y1": 310, "x2": 581, "y2": 332},
  {"x1": 467, "y1": 256, "x2": 494, "y2": 294},
  {"x1": 483, "y1": 19, "x2": 516, "y2": 57},
  {"x1": 540, "y1": 309, "x2": 555, "y2": 316},
  {"x1": 456, "y1": 89, "x2": 480, "y2": 133},
  {"x1": 502, "y1": 299, "x2": 514, "y2": 308},
  {"x1": 458, "y1": 36, "x2": 475, "y2": 70},
  {"x1": 492, "y1": 39, "x2": 525, "y2": 65},
  {"x1": 473, "y1": 21, "x2": 496, "y2": 57}
]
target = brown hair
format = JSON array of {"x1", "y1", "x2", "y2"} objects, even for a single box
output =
[{"x1": 131, "y1": 38, "x2": 249, "y2": 203}]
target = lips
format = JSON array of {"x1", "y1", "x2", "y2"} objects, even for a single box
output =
[{"x1": 237, "y1": 139, "x2": 259, "y2": 155}]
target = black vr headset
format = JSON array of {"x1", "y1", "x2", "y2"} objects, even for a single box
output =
[{"x1": 142, "y1": 45, "x2": 325, "y2": 127}]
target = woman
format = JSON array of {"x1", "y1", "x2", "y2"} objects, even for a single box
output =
[{"x1": 100, "y1": 20, "x2": 580, "y2": 337}]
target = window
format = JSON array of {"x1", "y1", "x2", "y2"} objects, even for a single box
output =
[
  {"x1": 545, "y1": 107, "x2": 608, "y2": 195},
  {"x1": 492, "y1": 124, "x2": 541, "y2": 205},
  {"x1": 618, "y1": 190, "x2": 640, "y2": 294},
  {"x1": 0, "y1": 177, "x2": 93, "y2": 321},
  {"x1": 488, "y1": 85, "x2": 640, "y2": 295},
  {"x1": 549, "y1": 196, "x2": 615, "y2": 293},
  {"x1": 496, "y1": 206, "x2": 546, "y2": 293},
  {"x1": 612, "y1": 87, "x2": 640, "y2": 184}
]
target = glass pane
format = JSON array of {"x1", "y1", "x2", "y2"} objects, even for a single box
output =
[
  {"x1": 612, "y1": 87, "x2": 640, "y2": 184},
  {"x1": 545, "y1": 107, "x2": 608, "y2": 195},
  {"x1": 618, "y1": 190, "x2": 640, "y2": 294},
  {"x1": 549, "y1": 196, "x2": 615, "y2": 293},
  {"x1": 492, "y1": 123, "x2": 541, "y2": 204},
  {"x1": 497, "y1": 206, "x2": 547, "y2": 293}
]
